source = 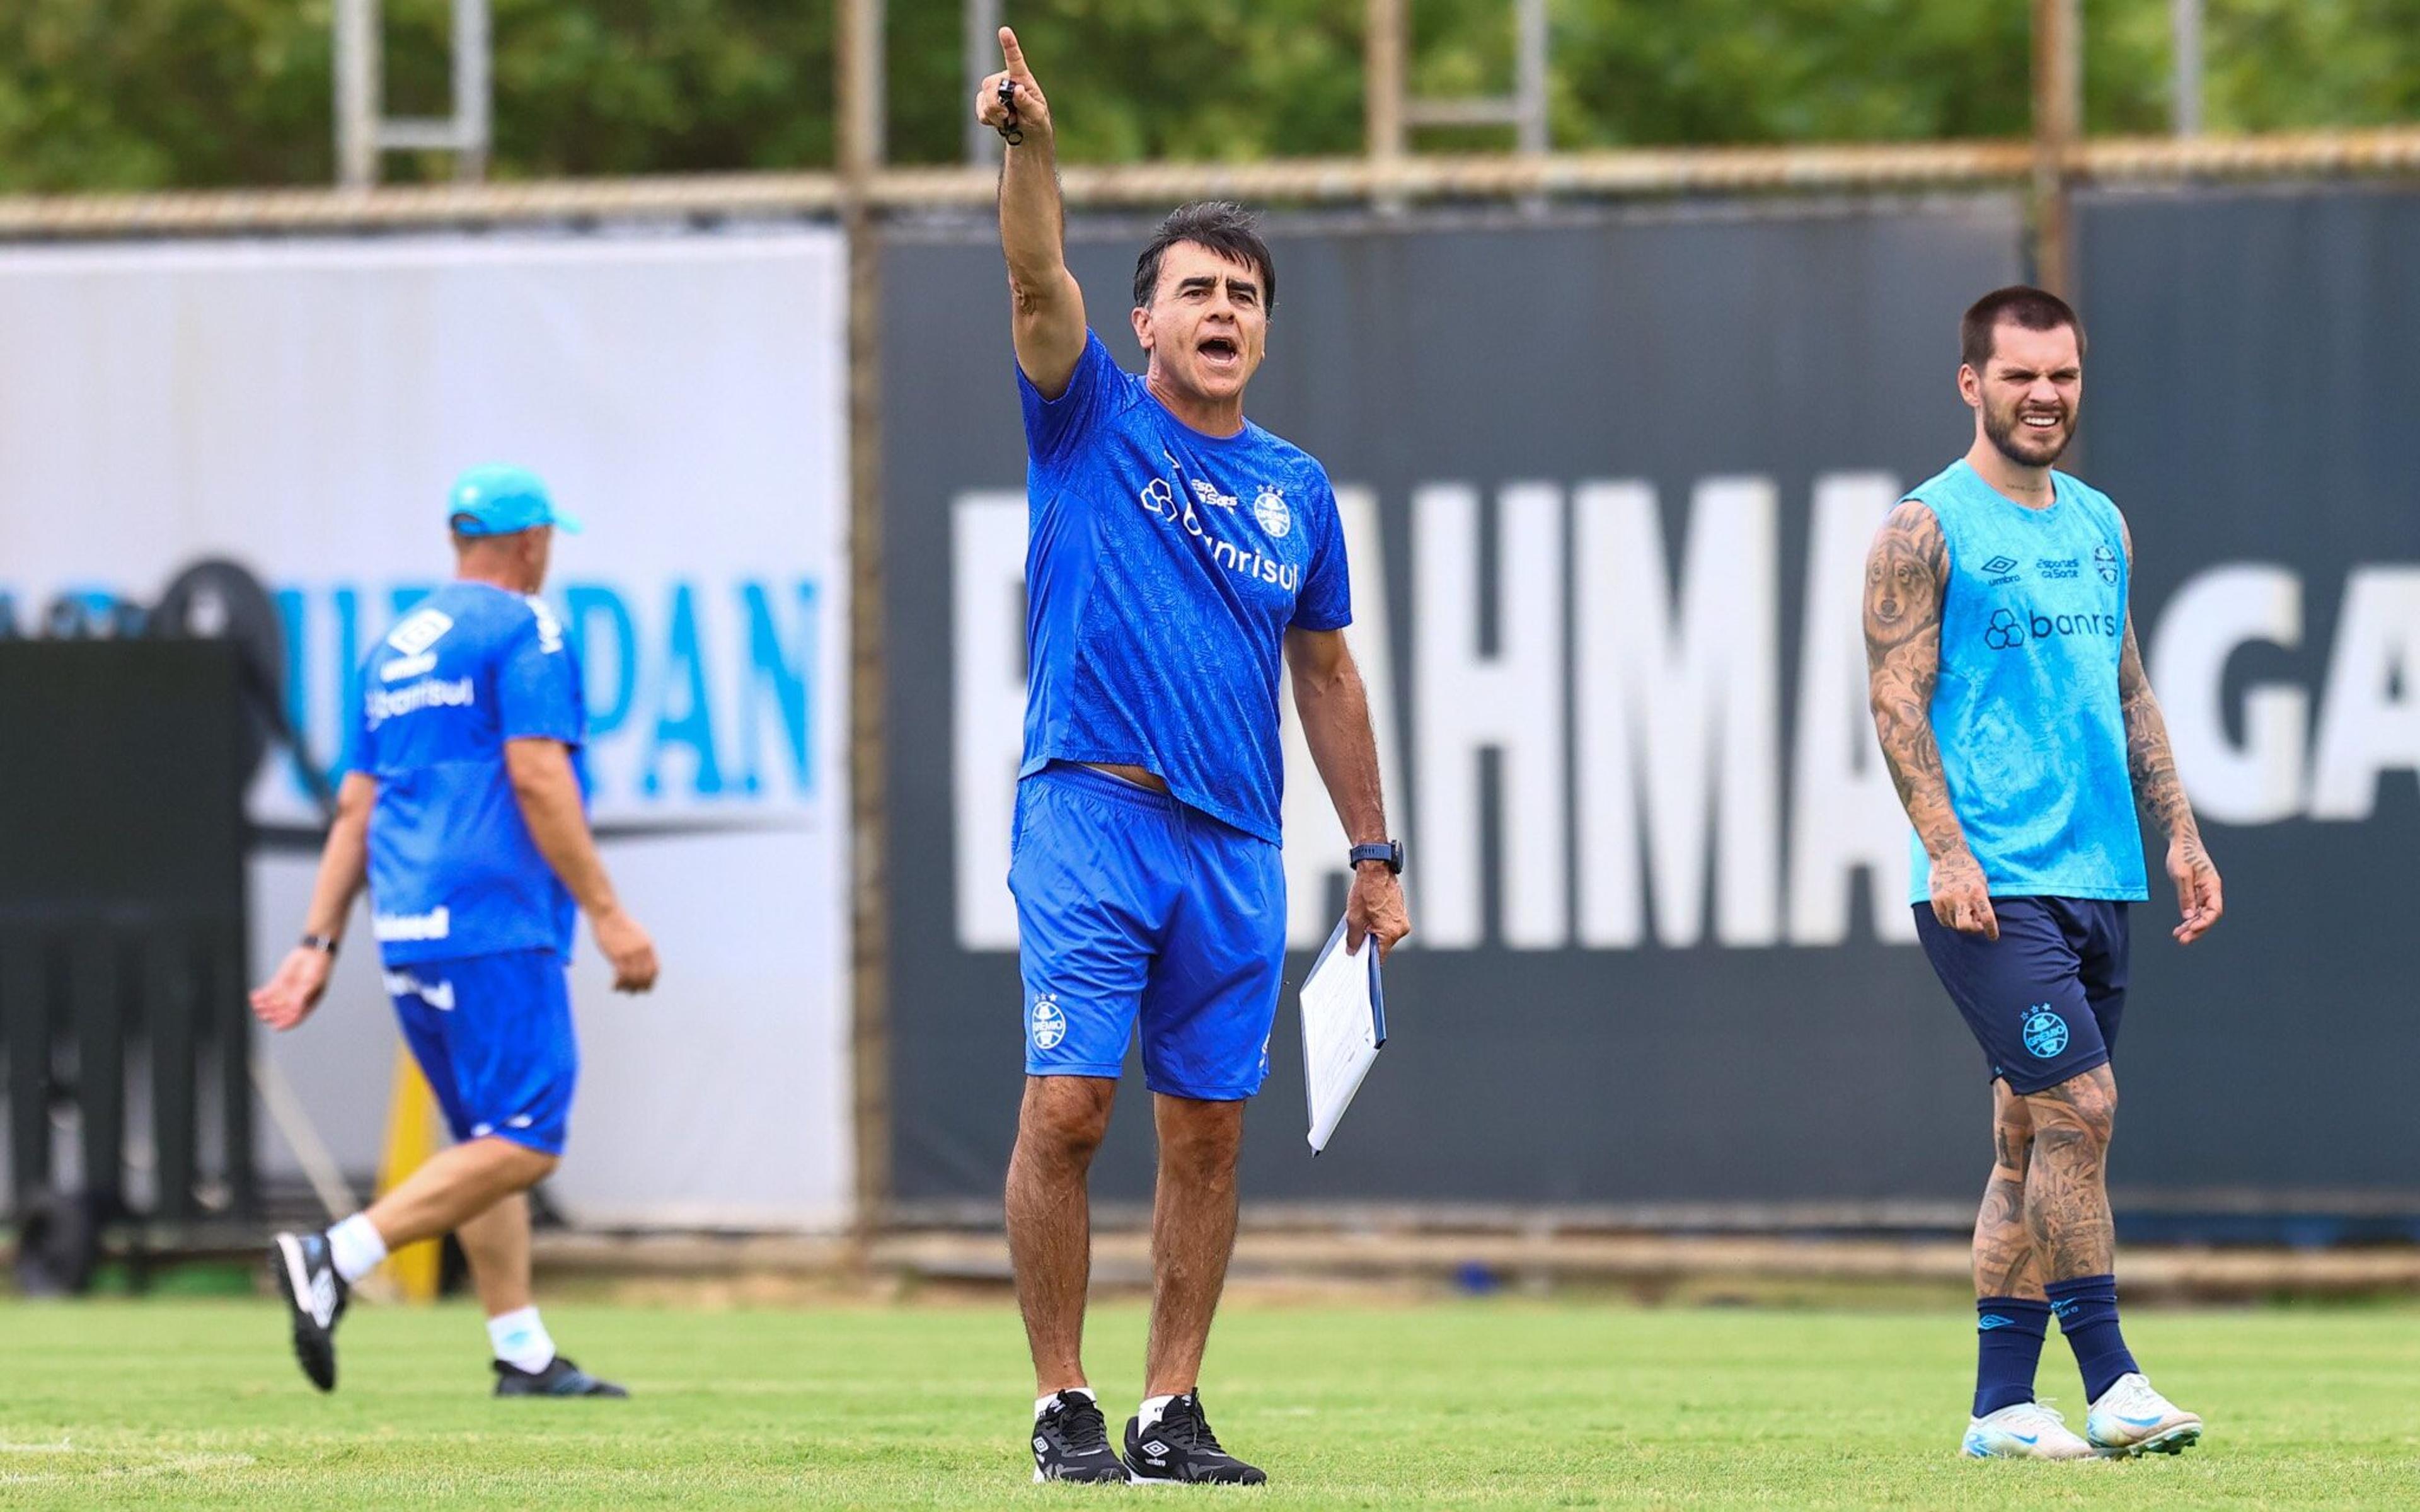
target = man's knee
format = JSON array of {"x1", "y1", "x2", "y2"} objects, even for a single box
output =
[
  {"x1": 1155, "y1": 1096, "x2": 1244, "y2": 1184},
  {"x1": 1017, "y1": 1076, "x2": 1116, "y2": 1167},
  {"x1": 488, "y1": 1140, "x2": 561, "y2": 1187},
  {"x1": 2025, "y1": 1066, "x2": 2117, "y2": 1153}
]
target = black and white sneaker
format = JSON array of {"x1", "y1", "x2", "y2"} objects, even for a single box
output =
[
  {"x1": 268, "y1": 1230, "x2": 349, "y2": 1392},
  {"x1": 1124, "y1": 1392, "x2": 1266, "y2": 1486},
  {"x1": 1030, "y1": 1390, "x2": 1126, "y2": 1483},
  {"x1": 493, "y1": 1356, "x2": 629, "y2": 1397}
]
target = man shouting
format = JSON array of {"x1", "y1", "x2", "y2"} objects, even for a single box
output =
[{"x1": 976, "y1": 27, "x2": 1411, "y2": 1487}]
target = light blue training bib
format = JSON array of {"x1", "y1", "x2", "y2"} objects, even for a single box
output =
[{"x1": 1906, "y1": 459, "x2": 2148, "y2": 904}]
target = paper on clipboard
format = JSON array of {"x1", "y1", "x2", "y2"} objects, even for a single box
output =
[{"x1": 1299, "y1": 916, "x2": 1386, "y2": 1154}]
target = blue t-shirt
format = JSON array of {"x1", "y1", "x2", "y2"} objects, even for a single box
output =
[
  {"x1": 1017, "y1": 331, "x2": 1352, "y2": 843},
  {"x1": 343, "y1": 580, "x2": 589, "y2": 965},
  {"x1": 1906, "y1": 459, "x2": 2148, "y2": 904}
]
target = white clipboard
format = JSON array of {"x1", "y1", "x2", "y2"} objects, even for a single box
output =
[{"x1": 1299, "y1": 917, "x2": 1386, "y2": 1154}]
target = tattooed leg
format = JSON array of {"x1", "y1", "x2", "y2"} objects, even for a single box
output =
[
  {"x1": 2019, "y1": 1065, "x2": 2119, "y2": 1283},
  {"x1": 1975, "y1": 1079, "x2": 2045, "y2": 1300}
]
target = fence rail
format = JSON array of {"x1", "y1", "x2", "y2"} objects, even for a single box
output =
[{"x1": 3, "y1": 127, "x2": 2416, "y2": 239}]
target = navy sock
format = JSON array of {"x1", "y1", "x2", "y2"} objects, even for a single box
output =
[
  {"x1": 2045, "y1": 1274, "x2": 2139, "y2": 1402},
  {"x1": 1973, "y1": 1297, "x2": 2051, "y2": 1417}
]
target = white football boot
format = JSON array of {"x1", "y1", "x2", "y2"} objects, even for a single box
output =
[
  {"x1": 1962, "y1": 1399, "x2": 2096, "y2": 1460},
  {"x1": 2084, "y1": 1372, "x2": 2203, "y2": 1457}
]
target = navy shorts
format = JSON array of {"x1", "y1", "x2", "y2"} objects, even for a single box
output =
[
  {"x1": 383, "y1": 949, "x2": 579, "y2": 1156},
  {"x1": 1913, "y1": 897, "x2": 2129, "y2": 1096},
  {"x1": 1009, "y1": 762, "x2": 1284, "y2": 1101}
]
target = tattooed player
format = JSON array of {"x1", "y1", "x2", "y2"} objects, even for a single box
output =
[{"x1": 1864, "y1": 286, "x2": 2223, "y2": 1460}]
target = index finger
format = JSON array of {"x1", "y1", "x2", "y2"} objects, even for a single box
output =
[{"x1": 998, "y1": 26, "x2": 1032, "y2": 79}]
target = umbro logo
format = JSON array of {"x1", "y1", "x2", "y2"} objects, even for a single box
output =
[{"x1": 1981, "y1": 554, "x2": 2019, "y2": 575}]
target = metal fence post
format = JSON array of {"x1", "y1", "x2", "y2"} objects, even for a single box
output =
[{"x1": 839, "y1": 0, "x2": 893, "y2": 1251}]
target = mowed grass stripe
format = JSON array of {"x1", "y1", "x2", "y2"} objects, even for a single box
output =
[{"x1": 2, "y1": 1300, "x2": 2416, "y2": 1508}]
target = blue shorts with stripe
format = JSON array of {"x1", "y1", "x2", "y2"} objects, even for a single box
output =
[
  {"x1": 1009, "y1": 762, "x2": 1284, "y2": 1101},
  {"x1": 1913, "y1": 896, "x2": 2129, "y2": 1095},
  {"x1": 382, "y1": 949, "x2": 579, "y2": 1156}
]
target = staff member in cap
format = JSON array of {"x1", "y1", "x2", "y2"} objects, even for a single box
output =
[{"x1": 252, "y1": 464, "x2": 659, "y2": 1398}]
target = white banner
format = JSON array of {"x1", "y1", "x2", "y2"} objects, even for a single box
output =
[{"x1": 0, "y1": 230, "x2": 853, "y2": 1229}]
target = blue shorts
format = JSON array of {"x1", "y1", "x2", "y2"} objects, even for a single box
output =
[
  {"x1": 1913, "y1": 897, "x2": 2129, "y2": 1096},
  {"x1": 1008, "y1": 763, "x2": 1285, "y2": 1101},
  {"x1": 383, "y1": 949, "x2": 579, "y2": 1157}
]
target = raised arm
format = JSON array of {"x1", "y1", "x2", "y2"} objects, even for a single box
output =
[
  {"x1": 2115, "y1": 523, "x2": 2223, "y2": 943},
  {"x1": 1285, "y1": 627, "x2": 1410, "y2": 960},
  {"x1": 975, "y1": 28, "x2": 1087, "y2": 397},
  {"x1": 1864, "y1": 499, "x2": 1996, "y2": 938}
]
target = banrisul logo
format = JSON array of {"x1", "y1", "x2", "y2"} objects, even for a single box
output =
[
  {"x1": 1985, "y1": 604, "x2": 2120, "y2": 651},
  {"x1": 2022, "y1": 1005, "x2": 2069, "y2": 1059}
]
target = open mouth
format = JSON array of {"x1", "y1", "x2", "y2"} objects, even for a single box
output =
[
  {"x1": 1198, "y1": 335, "x2": 1240, "y2": 364},
  {"x1": 2020, "y1": 410, "x2": 2064, "y2": 432}
]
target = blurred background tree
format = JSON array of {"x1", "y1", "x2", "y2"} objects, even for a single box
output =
[{"x1": 1, "y1": 0, "x2": 2414, "y2": 192}]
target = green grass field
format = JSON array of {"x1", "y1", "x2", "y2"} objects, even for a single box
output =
[{"x1": 3, "y1": 1296, "x2": 2417, "y2": 1508}]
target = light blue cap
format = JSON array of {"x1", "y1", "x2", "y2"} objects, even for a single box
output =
[{"x1": 447, "y1": 464, "x2": 582, "y2": 537}]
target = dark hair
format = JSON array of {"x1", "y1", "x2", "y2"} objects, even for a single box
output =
[
  {"x1": 1961, "y1": 285, "x2": 2083, "y2": 372},
  {"x1": 1132, "y1": 201, "x2": 1276, "y2": 312}
]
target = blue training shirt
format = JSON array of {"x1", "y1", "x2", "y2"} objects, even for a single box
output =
[
  {"x1": 1906, "y1": 459, "x2": 2148, "y2": 904},
  {"x1": 343, "y1": 580, "x2": 590, "y2": 965},
  {"x1": 1017, "y1": 331, "x2": 1351, "y2": 843}
]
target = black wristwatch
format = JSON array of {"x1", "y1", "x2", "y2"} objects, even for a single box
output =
[
  {"x1": 300, "y1": 934, "x2": 340, "y2": 958},
  {"x1": 1349, "y1": 840, "x2": 1404, "y2": 874}
]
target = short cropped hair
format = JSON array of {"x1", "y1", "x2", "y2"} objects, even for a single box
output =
[
  {"x1": 1132, "y1": 201, "x2": 1277, "y2": 313},
  {"x1": 1961, "y1": 285, "x2": 2083, "y2": 372}
]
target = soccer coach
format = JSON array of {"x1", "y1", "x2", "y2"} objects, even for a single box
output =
[
  {"x1": 977, "y1": 29, "x2": 1410, "y2": 1487},
  {"x1": 251, "y1": 465, "x2": 657, "y2": 1398}
]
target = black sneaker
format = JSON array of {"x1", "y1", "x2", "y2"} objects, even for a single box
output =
[
  {"x1": 268, "y1": 1230, "x2": 349, "y2": 1392},
  {"x1": 1124, "y1": 1392, "x2": 1266, "y2": 1486},
  {"x1": 1030, "y1": 1390, "x2": 1126, "y2": 1483},
  {"x1": 493, "y1": 1355, "x2": 629, "y2": 1397}
]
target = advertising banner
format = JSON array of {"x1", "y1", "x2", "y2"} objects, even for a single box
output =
[
  {"x1": 0, "y1": 230, "x2": 854, "y2": 1228},
  {"x1": 884, "y1": 193, "x2": 2420, "y2": 1222}
]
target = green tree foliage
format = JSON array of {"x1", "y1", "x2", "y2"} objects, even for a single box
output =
[{"x1": 1, "y1": 0, "x2": 2413, "y2": 193}]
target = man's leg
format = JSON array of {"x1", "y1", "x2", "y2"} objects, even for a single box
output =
[
  {"x1": 366, "y1": 1137, "x2": 559, "y2": 1252},
  {"x1": 2020, "y1": 1064, "x2": 2118, "y2": 1287},
  {"x1": 1006, "y1": 1074, "x2": 1117, "y2": 1396},
  {"x1": 1962, "y1": 1080, "x2": 2077, "y2": 1454},
  {"x1": 1975, "y1": 1079, "x2": 2045, "y2": 1300},
  {"x1": 457, "y1": 1191, "x2": 536, "y2": 1318},
  {"x1": 1143, "y1": 1092, "x2": 1245, "y2": 1398},
  {"x1": 2023, "y1": 1061, "x2": 2198, "y2": 1452}
]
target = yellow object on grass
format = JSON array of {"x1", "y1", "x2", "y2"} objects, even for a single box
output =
[{"x1": 375, "y1": 1046, "x2": 444, "y2": 1302}]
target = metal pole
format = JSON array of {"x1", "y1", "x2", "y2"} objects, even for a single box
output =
[
  {"x1": 837, "y1": 0, "x2": 892, "y2": 1250},
  {"x1": 1514, "y1": 0, "x2": 1548, "y2": 155},
  {"x1": 333, "y1": 0, "x2": 379, "y2": 188},
  {"x1": 1367, "y1": 0, "x2": 1406, "y2": 168},
  {"x1": 964, "y1": 0, "x2": 1003, "y2": 166},
  {"x1": 2030, "y1": 0, "x2": 2080, "y2": 296},
  {"x1": 454, "y1": 0, "x2": 492, "y2": 183},
  {"x1": 2171, "y1": 0, "x2": 2203, "y2": 137}
]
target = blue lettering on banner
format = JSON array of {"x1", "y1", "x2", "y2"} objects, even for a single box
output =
[
  {"x1": 244, "y1": 576, "x2": 823, "y2": 811},
  {"x1": 645, "y1": 582, "x2": 724, "y2": 798},
  {"x1": 564, "y1": 584, "x2": 638, "y2": 740}
]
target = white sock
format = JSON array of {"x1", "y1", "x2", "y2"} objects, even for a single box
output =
[
  {"x1": 487, "y1": 1306, "x2": 556, "y2": 1373},
  {"x1": 1138, "y1": 1394, "x2": 1180, "y2": 1432},
  {"x1": 1036, "y1": 1385, "x2": 1095, "y2": 1419},
  {"x1": 325, "y1": 1214, "x2": 388, "y2": 1285}
]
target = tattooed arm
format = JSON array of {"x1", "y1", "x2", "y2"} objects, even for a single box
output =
[
  {"x1": 2116, "y1": 520, "x2": 2225, "y2": 944},
  {"x1": 1864, "y1": 499, "x2": 1997, "y2": 938}
]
